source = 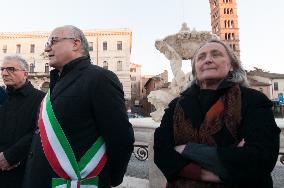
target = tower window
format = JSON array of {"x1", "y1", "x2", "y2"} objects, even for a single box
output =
[
  {"x1": 228, "y1": 33, "x2": 231, "y2": 40},
  {"x1": 231, "y1": 20, "x2": 234, "y2": 28}
]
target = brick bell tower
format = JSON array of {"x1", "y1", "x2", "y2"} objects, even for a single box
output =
[{"x1": 209, "y1": 0, "x2": 240, "y2": 59}]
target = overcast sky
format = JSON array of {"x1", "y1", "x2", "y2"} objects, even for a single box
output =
[{"x1": 0, "y1": 0, "x2": 283, "y2": 78}]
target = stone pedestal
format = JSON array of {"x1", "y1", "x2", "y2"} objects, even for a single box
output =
[{"x1": 148, "y1": 132, "x2": 167, "y2": 188}]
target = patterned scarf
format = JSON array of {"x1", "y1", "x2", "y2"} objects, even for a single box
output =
[{"x1": 168, "y1": 84, "x2": 242, "y2": 188}]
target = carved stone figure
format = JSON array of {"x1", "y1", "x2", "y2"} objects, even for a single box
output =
[{"x1": 148, "y1": 23, "x2": 216, "y2": 122}]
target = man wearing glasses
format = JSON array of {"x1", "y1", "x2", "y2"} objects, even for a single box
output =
[
  {"x1": 0, "y1": 55, "x2": 44, "y2": 187},
  {"x1": 23, "y1": 25, "x2": 134, "y2": 188}
]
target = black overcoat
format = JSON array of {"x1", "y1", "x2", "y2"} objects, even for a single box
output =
[
  {"x1": 22, "y1": 56, "x2": 134, "y2": 188},
  {"x1": 154, "y1": 83, "x2": 280, "y2": 188},
  {"x1": 0, "y1": 86, "x2": 7, "y2": 105},
  {"x1": 0, "y1": 82, "x2": 44, "y2": 188}
]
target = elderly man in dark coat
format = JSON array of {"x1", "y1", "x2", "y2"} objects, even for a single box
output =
[
  {"x1": 22, "y1": 25, "x2": 134, "y2": 188},
  {"x1": 0, "y1": 55, "x2": 44, "y2": 188}
]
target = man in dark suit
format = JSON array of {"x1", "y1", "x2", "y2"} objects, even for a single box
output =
[
  {"x1": 0, "y1": 55, "x2": 44, "y2": 188},
  {"x1": 22, "y1": 25, "x2": 134, "y2": 188}
]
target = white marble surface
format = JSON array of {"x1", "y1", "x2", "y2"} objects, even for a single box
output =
[
  {"x1": 129, "y1": 118, "x2": 160, "y2": 128},
  {"x1": 114, "y1": 176, "x2": 149, "y2": 188},
  {"x1": 276, "y1": 118, "x2": 284, "y2": 128}
]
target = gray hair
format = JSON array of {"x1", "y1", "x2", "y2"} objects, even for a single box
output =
[
  {"x1": 3, "y1": 55, "x2": 29, "y2": 71},
  {"x1": 63, "y1": 25, "x2": 90, "y2": 56},
  {"x1": 191, "y1": 38, "x2": 249, "y2": 87}
]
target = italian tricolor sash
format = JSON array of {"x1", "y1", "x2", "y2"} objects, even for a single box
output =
[{"x1": 38, "y1": 90, "x2": 108, "y2": 188}]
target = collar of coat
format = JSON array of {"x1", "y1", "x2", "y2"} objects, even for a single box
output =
[
  {"x1": 50, "y1": 56, "x2": 90, "y2": 80},
  {"x1": 49, "y1": 56, "x2": 90, "y2": 93},
  {"x1": 178, "y1": 80, "x2": 238, "y2": 129},
  {"x1": 6, "y1": 81, "x2": 34, "y2": 97}
]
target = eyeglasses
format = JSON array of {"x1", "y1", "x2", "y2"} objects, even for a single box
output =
[
  {"x1": 0, "y1": 67, "x2": 26, "y2": 73},
  {"x1": 45, "y1": 37, "x2": 76, "y2": 48}
]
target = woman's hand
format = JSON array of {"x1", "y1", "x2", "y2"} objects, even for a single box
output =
[{"x1": 175, "y1": 145, "x2": 186, "y2": 153}]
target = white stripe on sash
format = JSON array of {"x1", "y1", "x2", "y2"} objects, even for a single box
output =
[
  {"x1": 42, "y1": 98, "x2": 78, "y2": 179},
  {"x1": 80, "y1": 143, "x2": 106, "y2": 178}
]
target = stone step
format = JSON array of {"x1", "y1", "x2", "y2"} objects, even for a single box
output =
[{"x1": 113, "y1": 176, "x2": 149, "y2": 188}]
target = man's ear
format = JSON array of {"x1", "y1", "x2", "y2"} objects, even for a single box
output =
[
  {"x1": 73, "y1": 39, "x2": 82, "y2": 51},
  {"x1": 23, "y1": 71, "x2": 29, "y2": 80}
]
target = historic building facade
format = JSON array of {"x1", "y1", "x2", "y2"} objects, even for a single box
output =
[
  {"x1": 209, "y1": 0, "x2": 240, "y2": 58},
  {"x1": 130, "y1": 63, "x2": 142, "y2": 106},
  {"x1": 247, "y1": 70, "x2": 284, "y2": 101},
  {"x1": 0, "y1": 29, "x2": 132, "y2": 101}
]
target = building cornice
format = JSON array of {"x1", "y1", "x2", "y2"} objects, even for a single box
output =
[
  {"x1": 0, "y1": 32, "x2": 50, "y2": 39},
  {"x1": 0, "y1": 29, "x2": 132, "y2": 39},
  {"x1": 0, "y1": 29, "x2": 132, "y2": 52}
]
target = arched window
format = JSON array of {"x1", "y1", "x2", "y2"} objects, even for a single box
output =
[
  {"x1": 230, "y1": 8, "x2": 233, "y2": 14},
  {"x1": 233, "y1": 44, "x2": 236, "y2": 51},
  {"x1": 232, "y1": 33, "x2": 235, "y2": 40},
  {"x1": 227, "y1": 8, "x2": 230, "y2": 14},
  {"x1": 231, "y1": 20, "x2": 234, "y2": 28},
  {"x1": 224, "y1": 20, "x2": 227, "y2": 28},
  {"x1": 117, "y1": 61, "x2": 122, "y2": 71},
  {"x1": 225, "y1": 33, "x2": 228, "y2": 40},
  {"x1": 103, "y1": 61, "x2": 108, "y2": 69},
  {"x1": 228, "y1": 33, "x2": 231, "y2": 40},
  {"x1": 224, "y1": 8, "x2": 226, "y2": 14},
  {"x1": 29, "y1": 63, "x2": 35, "y2": 73},
  {"x1": 45, "y1": 63, "x2": 49, "y2": 73}
]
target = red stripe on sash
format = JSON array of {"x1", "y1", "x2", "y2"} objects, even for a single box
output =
[
  {"x1": 86, "y1": 153, "x2": 108, "y2": 178},
  {"x1": 38, "y1": 101, "x2": 70, "y2": 179}
]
